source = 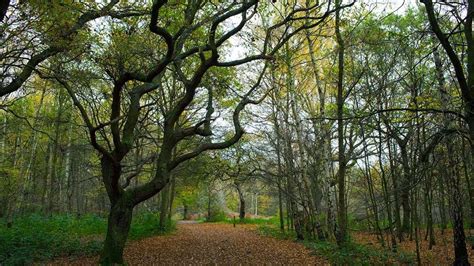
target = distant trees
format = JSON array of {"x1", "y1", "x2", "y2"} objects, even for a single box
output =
[{"x1": 219, "y1": 141, "x2": 256, "y2": 221}]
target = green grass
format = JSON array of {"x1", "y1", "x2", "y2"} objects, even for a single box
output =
[
  {"x1": 257, "y1": 225, "x2": 414, "y2": 265},
  {"x1": 204, "y1": 210, "x2": 227, "y2": 222},
  {"x1": 221, "y1": 216, "x2": 281, "y2": 226},
  {"x1": 257, "y1": 225, "x2": 296, "y2": 240},
  {"x1": 0, "y1": 212, "x2": 175, "y2": 265},
  {"x1": 129, "y1": 212, "x2": 175, "y2": 240},
  {"x1": 305, "y1": 239, "x2": 414, "y2": 265}
]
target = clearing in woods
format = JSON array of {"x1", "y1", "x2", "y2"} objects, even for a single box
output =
[{"x1": 52, "y1": 222, "x2": 327, "y2": 265}]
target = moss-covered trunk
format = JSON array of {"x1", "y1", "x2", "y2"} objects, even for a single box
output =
[
  {"x1": 100, "y1": 198, "x2": 133, "y2": 265},
  {"x1": 158, "y1": 183, "x2": 169, "y2": 230}
]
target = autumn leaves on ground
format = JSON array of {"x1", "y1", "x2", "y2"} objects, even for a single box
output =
[
  {"x1": 52, "y1": 222, "x2": 325, "y2": 265},
  {"x1": 47, "y1": 221, "x2": 474, "y2": 265}
]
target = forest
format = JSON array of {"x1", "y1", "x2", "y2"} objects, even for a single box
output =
[{"x1": 1, "y1": 0, "x2": 474, "y2": 265}]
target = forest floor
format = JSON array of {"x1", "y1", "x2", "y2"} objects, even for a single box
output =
[
  {"x1": 50, "y1": 222, "x2": 327, "y2": 265},
  {"x1": 353, "y1": 229, "x2": 474, "y2": 265}
]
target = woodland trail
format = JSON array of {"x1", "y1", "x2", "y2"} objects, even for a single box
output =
[{"x1": 51, "y1": 223, "x2": 327, "y2": 265}]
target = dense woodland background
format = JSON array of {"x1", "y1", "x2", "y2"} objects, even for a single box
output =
[{"x1": 2, "y1": 0, "x2": 474, "y2": 265}]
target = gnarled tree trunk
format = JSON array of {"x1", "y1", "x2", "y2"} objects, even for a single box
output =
[{"x1": 100, "y1": 198, "x2": 133, "y2": 265}]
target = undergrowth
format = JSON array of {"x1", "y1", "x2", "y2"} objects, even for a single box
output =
[
  {"x1": 222, "y1": 216, "x2": 280, "y2": 226},
  {"x1": 257, "y1": 225, "x2": 414, "y2": 265},
  {"x1": 201, "y1": 212, "x2": 280, "y2": 225},
  {"x1": 0, "y1": 212, "x2": 175, "y2": 265},
  {"x1": 305, "y1": 239, "x2": 414, "y2": 265}
]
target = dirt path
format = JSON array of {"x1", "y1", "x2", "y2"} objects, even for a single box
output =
[{"x1": 52, "y1": 223, "x2": 326, "y2": 265}]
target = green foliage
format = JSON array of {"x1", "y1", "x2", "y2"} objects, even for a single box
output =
[
  {"x1": 257, "y1": 225, "x2": 296, "y2": 240},
  {"x1": 224, "y1": 217, "x2": 280, "y2": 226},
  {"x1": 129, "y1": 212, "x2": 176, "y2": 240},
  {"x1": 0, "y1": 212, "x2": 174, "y2": 264},
  {"x1": 205, "y1": 209, "x2": 227, "y2": 222},
  {"x1": 347, "y1": 215, "x2": 371, "y2": 231},
  {"x1": 0, "y1": 214, "x2": 105, "y2": 265},
  {"x1": 305, "y1": 240, "x2": 414, "y2": 265},
  {"x1": 257, "y1": 225, "x2": 414, "y2": 265},
  {"x1": 0, "y1": 167, "x2": 20, "y2": 200}
]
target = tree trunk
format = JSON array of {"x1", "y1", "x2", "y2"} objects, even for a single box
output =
[
  {"x1": 361, "y1": 126, "x2": 384, "y2": 247},
  {"x1": 388, "y1": 139, "x2": 403, "y2": 242},
  {"x1": 236, "y1": 185, "x2": 245, "y2": 220},
  {"x1": 99, "y1": 155, "x2": 131, "y2": 264},
  {"x1": 424, "y1": 172, "x2": 435, "y2": 249},
  {"x1": 377, "y1": 122, "x2": 397, "y2": 251},
  {"x1": 450, "y1": 145, "x2": 470, "y2": 265},
  {"x1": 463, "y1": 148, "x2": 474, "y2": 230},
  {"x1": 168, "y1": 174, "x2": 176, "y2": 223},
  {"x1": 437, "y1": 168, "x2": 448, "y2": 234},
  {"x1": 277, "y1": 179, "x2": 284, "y2": 231},
  {"x1": 159, "y1": 183, "x2": 170, "y2": 230},
  {"x1": 100, "y1": 199, "x2": 133, "y2": 265},
  {"x1": 335, "y1": 0, "x2": 347, "y2": 245},
  {"x1": 270, "y1": 78, "x2": 285, "y2": 232},
  {"x1": 207, "y1": 186, "x2": 212, "y2": 220},
  {"x1": 451, "y1": 174, "x2": 470, "y2": 265},
  {"x1": 0, "y1": 0, "x2": 10, "y2": 22},
  {"x1": 400, "y1": 147, "x2": 411, "y2": 235},
  {"x1": 254, "y1": 193, "x2": 258, "y2": 216},
  {"x1": 183, "y1": 204, "x2": 188, "y2": 220},
  {"x1": 413, "y1": 187, "x2": 421, "y2": 265}
]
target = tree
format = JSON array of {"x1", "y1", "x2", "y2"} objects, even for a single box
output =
[
  {"x1": 334, "y1": 0, "x2": 348, "y2": 245},
  {"x1": 0, "y1": 1, "x2": 145, "y2": 98},
  {"x1": 41, "y1": 1, "x2": 343, "y2": 263},
  {"x1": 421, "y1": 1, "x2": 472, "y2": 264}
]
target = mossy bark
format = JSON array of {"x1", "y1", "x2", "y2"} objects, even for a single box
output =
[{"x1": 100, "y1": 199, "x2": 133, "y2": 265}]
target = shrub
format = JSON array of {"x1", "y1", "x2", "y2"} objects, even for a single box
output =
[
  {"x1": 257, "y1": 225, "x2": 414, "y2": 265},
  {"x1": 224, "y1": 216, "x2": 280, "y2": 226},
  {"x1": 257, "y1": 225, "x2": 296, "y2": 240},
  {"x1": 206, "y1": 209, "x2": 227, "y2": 222},
  {"x1": 129, "y1": 212, "x2": 176, "y2": 240},
  {"x1": 0, "y1": 212, "x2": 174, "y2": 264}
]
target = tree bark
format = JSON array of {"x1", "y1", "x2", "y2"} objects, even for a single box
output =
[
  {"x1": 335, "y1": 0, "x2": 347, "y2": 245},
  {"x1": 0, "y1": 0, "x2": 10, "y2": 22},
  {"x1": 448, "y1": 152, "x2": 470, "y2": 266},
  {"x1": 168, "y1": 174, "x2": 176, "y2": 223},
  {"x1": 159, "y1": 183, "x2": 170, "y2": 230},
  {"x1": 100, "y1": 197, "x2": 133, "y2": 265},
  {"x1": 183, "y1": 204, "x2": 188, "y2": 220},
  {"x1": 270, "y1": 74, "x2": 285, "y2": 232},
  {"x1": 400, "y1": 147, "x2": 411, "y2": 235},
  {"x1": 236, "y1": 184, "x2": 245, "y2": 220},
  {"x1": 99, "y1": 155, "x2": 130, "y2": 264}
]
